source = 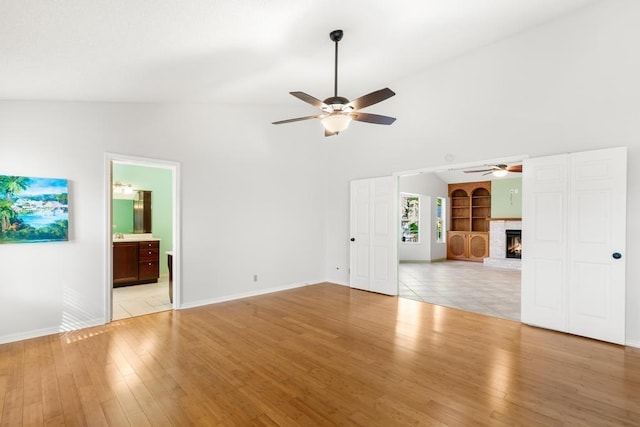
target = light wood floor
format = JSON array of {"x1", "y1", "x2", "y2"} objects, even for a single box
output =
[{"x1": 2, "y1": 283, "x2": 640, "y2": 426}]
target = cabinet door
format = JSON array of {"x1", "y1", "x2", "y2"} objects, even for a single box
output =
[
  {"x1": 138, "y1": 260, "x2": 159, "y2": 280},
  {"x1": 113, "y1": 242, "x2": 138, "y2": 285},
  {"x1": 468, "y1": 232, "x2": 489, "y2": 261},
  {"x1": 447, "y1": 231, "x2": 468, "y2": 260}
]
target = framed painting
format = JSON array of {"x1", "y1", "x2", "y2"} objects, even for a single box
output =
[{"x1": 0, "y1": 175, "x2": 69, "y2": 244}]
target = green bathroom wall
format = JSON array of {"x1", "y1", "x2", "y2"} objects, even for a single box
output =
[
  {"x1": 113, "y1": 199, "x2": 134, "y2": 233},
  {"x1": 113, "y1": 163, "x2": 173, "y2": 275},
  {"x1": 491, "y1": 177, "x2": 522, "y2": 218}
]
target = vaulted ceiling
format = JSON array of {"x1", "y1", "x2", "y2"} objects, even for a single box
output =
[{"x1": 0, "y1": 0, "x2": 598, "y2": 104}]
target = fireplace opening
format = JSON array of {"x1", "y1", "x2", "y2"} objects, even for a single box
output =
[{"x1": 506, "y1": 229, "x2": 522, "y2": 259}]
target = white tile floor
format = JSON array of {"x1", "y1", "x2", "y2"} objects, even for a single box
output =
[
  {"x1": 112, "y1": 275, "x2": 172, "y2": 320},
  {"x1": 399, "y1": 260, "x2": 521, "y2": 321}
]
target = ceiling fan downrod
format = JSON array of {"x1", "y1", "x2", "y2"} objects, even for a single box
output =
[{"x1": 330, "y1": 29, "x2": 343, "y2": 98}]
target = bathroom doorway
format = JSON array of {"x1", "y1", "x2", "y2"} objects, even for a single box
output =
[{"x1": 105, "y1": 153, "x2": 180, "y2": 321}]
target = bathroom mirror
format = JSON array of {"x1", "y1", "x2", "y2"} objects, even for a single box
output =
[{"x1": 113, "y1": 190, "x2": 152, "y2": 234}]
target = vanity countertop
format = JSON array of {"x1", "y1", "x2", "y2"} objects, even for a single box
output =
[{"x1": 113, "y1": 233, "x2": 161, "y2": 242}]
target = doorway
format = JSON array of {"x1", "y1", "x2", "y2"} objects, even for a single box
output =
[
  {"x1": 105, "y1": 153, "x2": 180, "y2": 322},
  {"x1": 394, "y1": 155, "x2": 526, "y2": 321}
]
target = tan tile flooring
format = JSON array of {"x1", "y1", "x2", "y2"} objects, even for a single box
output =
[
  {"x1": 399, "y1": 260, "x2": 521, "y2": 321},
  {"x1": 112, "y1": 275, "x2": 172, "y2": 320}
]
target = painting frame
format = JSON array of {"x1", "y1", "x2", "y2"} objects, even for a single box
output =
[{"x1": 0, "y1": 174, "x2": 69, "y2": 244}]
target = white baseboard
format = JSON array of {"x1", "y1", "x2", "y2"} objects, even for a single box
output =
[
  {"x1": 179, "y1": 281, "x2": 314, "y2": 310},
  {"x1": 331, "y1": 281, "x2": 350, "y2": 287},
  {"x1": 625, "y1": 339, "x2": 640, "y2": 349},
  {"x1": 0, "y1": 317, "x2": 104, "y2": 345}
]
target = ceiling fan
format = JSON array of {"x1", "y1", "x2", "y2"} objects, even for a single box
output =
[
  {"x1": 272, "y1": 29, "x2": 396, "y2": 137},
  {"x1": 464, "y1": 164, "x2": 523, "y2": 177}
]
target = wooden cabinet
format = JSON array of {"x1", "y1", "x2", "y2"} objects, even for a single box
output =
[
  {"x1": 446, "y1": 231, "x2": 489, "y2": 261},
  {"x1": 447, "y1": 182, "x2": 491, "y2": 261},
  {"x1": 113, "y1": 242, "x2": 138, "y2": 285},
  {"x1": 113, "y1": 240, "x2": 160, "y2": 287}
]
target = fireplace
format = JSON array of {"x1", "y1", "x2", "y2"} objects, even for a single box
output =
[{"x1": 506, "y1": 229, "x2": 522, "y2": 259}]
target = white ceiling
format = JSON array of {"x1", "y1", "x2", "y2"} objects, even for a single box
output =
[{"x1": 0, "y1": 0, "x2": 598, "y2": 104}]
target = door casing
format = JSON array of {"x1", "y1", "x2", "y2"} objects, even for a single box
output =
[{"x1": 104, "y1": 152, "x2": 181, "y2": 322}]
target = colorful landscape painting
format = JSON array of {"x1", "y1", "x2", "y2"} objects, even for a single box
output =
[{"x1": 0, "y1": 175, "x2": 69, "y2": 244}]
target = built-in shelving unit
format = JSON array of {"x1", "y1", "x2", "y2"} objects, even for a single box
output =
[{"x1": 447, "y1": 181, "x2": 491, "y2": 261}]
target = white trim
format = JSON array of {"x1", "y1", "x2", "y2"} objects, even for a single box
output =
[
  {"x1": 179, "y1": 281, "x2": 314, "y2": 310},
  {"x1": 394, "y1": 154, "x2": 530, "y2": 177},
  {"x1": 625, "y1": 339, "x2": 640, "y2": 349},
  {"x1": 0, "y1": 318, "x2": 104, "y2": 345},
  {"x1": 104, "y1": 152, "x2": 181, "y2": 323}
]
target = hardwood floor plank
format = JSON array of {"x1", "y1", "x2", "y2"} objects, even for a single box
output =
[
  {"x1": 1, "y1": 342, "x2": 24, "y2": 426},
  {"x1": 2, "y1": 283, "x2": 640, "y2": 425}
]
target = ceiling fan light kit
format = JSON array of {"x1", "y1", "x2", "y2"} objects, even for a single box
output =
[
  {"x1": 321, "y1": 114, "x2": 352, "y2": 133},
  {"x1": 273, "y1": 29, "x2": 396, "y2": 137}
]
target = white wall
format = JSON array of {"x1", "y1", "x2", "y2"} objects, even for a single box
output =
[
  {"x1": 324, "y1": 0, "x2": 640, "y2": 346},
  {"x1": 0, "y1": 102, "x2": 327, "y2": 342},
  {"x1": 398, "y1": 174, "x2": 448, "y2": 262},
  {"x1": 2, "y1": 0, "x2": 640, "y2": 348}
]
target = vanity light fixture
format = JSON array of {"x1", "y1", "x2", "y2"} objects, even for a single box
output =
[{"x1": 113, "y1": 181, "x2": 134, "y2": 195}]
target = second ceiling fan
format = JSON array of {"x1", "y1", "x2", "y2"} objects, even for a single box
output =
[
  {"x1": 273, "y1": 30, "x2": 396, "y2": 137},
  {"x1": 464, "y1": 164, "x2": 523, "y2": 177}
]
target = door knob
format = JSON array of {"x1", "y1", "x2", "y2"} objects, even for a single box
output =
[
  {"x1": 350, "y1": 238, "x2": 355, "y2": 242},
  {"x1": 612, "y1": 252, "x2": 622, "y2": 259}
]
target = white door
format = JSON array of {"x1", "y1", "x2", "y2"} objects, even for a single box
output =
[
  {"x1": 521, "y1": 154, "x2": 569, "y2": 332},
  {"x1": 568, "y1": 147, "x2": 626, "y2": 344},
  {"x1": 349, "y1": 177, "x2": 397, "y2": 296},
  {"x1": 349, "y1": 179, "x2": 371, "y2": 291},
  {"x1": 522, "y1": 147, "x2": 627, "y2": 344}
]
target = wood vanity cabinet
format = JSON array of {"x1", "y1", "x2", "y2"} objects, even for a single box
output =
[
  {"x1": 447, "y1": 181, "x2": 491, "y2": 261},
  {"x1": 113, "y1": 240, "x2": 160, "y2": 287}
]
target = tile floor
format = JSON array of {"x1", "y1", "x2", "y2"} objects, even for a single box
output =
[
  {"x1": 112, "y1": 275, "x2": 172, "y2": 320},
  {"x1": 399, "y1": 260, "x2": 521, "y2": 321}
]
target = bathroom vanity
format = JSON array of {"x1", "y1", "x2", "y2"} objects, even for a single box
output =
[{"x1": 113, "y1": 237, "x2": 160, "y2": 287}]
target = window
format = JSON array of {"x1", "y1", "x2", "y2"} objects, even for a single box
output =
[
  {"x1": 436, "y1": 196, "x2": 446, "y2": 243},
  {"x1": 400, "y1": 194, "x2": 419, "y2": 243}
]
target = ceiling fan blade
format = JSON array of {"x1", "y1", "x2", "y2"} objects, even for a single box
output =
[
  {"x1": 464, "y1": 169, "x2": 494, "y2": 173},
  {"x1": 350, "y1": 112, "x2": 396, "y2": 125},
  {"x1": 346, "y1": 88, "x2": 395, "y2": 110},
  {"x1": 272, "y1": 114, "x2": 325, "y2": 125},
  {"x1": 290, "y1": 92, "x2": 328, "y2": 110},
  {"x1": 507, "y1": 165, "x2": 523, "y2": 172}
]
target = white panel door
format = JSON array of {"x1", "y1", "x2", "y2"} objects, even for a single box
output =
[
  {"x1": 370, "y1": 177, "x2": 397, "y2": 295},
  {"x1": 522, "y1": 147, "x2": 627, "y2": 345},
  {"x1": 568, "y1": 147, "x2": 626, "y2": 344},
  {"x1": 349, "y1": 176, "x2": 397, "y2": 296},
  {"x1": 521, "y1": 154, "x2": 569, "y2": 332},
  {"x1": 349, "y1": 179, "x2": 371, "y2": 291}
]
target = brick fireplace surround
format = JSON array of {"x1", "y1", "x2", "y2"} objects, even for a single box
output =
[{"x1": 483, "y1": 219, "x2": 522, "y2": 270}]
